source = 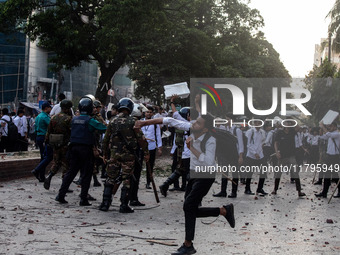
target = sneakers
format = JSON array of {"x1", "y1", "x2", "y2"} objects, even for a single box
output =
[
  {"x1": 223, "y1": 203, "x2": 235, "y2": 228},
  {"x1": 171, "y1": 243, "x2": 197, "y2": 255}
]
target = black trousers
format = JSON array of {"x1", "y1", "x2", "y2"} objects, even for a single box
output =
[
  {"x1": 146, "y1": 149, "x2": 156, "y2": 185},
  {"x1": 244, "y1": 157, "x2": 266, "y2": 192},
  {"x1": 322, "y1": 154, "x2": 339, "y2": 194},
  {"x1": 130, "y1": 149, "x2": 143, "y2": 201},
  {"x1": 183, "y1": 178, "x2": 219, "y2": 241},
  {"x1": 16, "y1": 135, "x2": 28, "y2": 151},
  {"x1": 171, "y1": 149, "x2": 180, "y2": 188},
  {"x1": 58, "y1": 145, "x2": 93, "y2": 200}
]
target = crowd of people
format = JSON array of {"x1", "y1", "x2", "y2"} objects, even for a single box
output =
[{"x1": 1, "y1": 92, "x2": 340, "y2": 255}]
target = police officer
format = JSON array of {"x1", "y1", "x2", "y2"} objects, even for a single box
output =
[
  {"x1": 55, "y1": 97, "x2": 106, "y2": 206},
  {"x1": 99, "y1": 98, "x2": 149, "y2": 213},
  {"x1": 44, "y1": 100, "x2": 73, "y2": 190}
]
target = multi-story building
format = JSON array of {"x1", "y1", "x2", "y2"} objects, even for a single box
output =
[{"x1": 314, "y1": 38, "x2": 340, "y2": 69}]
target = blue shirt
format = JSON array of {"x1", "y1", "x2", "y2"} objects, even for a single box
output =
[{"x1": 35, "y1": 111, "x2": 50, "y2": 136}]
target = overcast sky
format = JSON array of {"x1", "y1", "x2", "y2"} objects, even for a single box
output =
[{"x1": 249, "y1": 0, "x2": 335, "y2": 78}]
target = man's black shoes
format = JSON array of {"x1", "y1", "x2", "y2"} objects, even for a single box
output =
[
  {"x1": 130, "y1": 200, "x2": 145, "y2": 206},
  {"x1": 315, "y1": 192, "x2": 327, "y2": 198},
  {"x1": 159, "y1": 184, "x2": 168, "y2": 197},
  {"x1": 256, "y1": 189, "x2": 268, "y2": 196},
  {"x1": 55, "y1": 195, "x2": 68, "y2": 204},
  {"x1": 32, "y1": 169, "x2": 40, "y2": 182},
  {"x1": 228, "y1": 193, "x2": 237, "y2": 198},
  {"x1": 79, "y1": 199, "x2": 92, "y2": 206},
  {"x1": 223, "y1": 203, "x2": 235, "y2": 228},
  {"x1": 171, "y1": 243, "x2": 196, "y2": 255},
  {"x1": 244, "y1": 190, "x2": 255, "y2": 195},
  {"x1": 213, "y1": 191, "x2": 227, "y2": 197}
]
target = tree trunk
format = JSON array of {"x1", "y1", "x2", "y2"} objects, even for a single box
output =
[
  {"x1": 95, "y1": 67, "x2": 115, "y2": 105},
  {"x1": 95, "y1": 47, "x2": 127, "y2": 104}
]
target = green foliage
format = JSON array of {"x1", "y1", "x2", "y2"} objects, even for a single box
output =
[
  {"x1": 1, "y1": 0, "x2": 290, "y2": 106},
  {"x1": 304, "y1": 59, "x2": 340, "y2": 124},
  {"x1": 129, "y1": 0, "x2": 290, "y2": 104}
]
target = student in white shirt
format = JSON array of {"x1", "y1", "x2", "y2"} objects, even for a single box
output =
[
  {"x1": 141, "y1": 105, "x2": 162, "y2": 189},
  {"x1": 244, "y1": 120, "x2": 267, "y2": 196},
  {"x1": 0, "y1": 108, "x2": 14, "y2": 152},
  {"x1": 135, "y1": 114, "x2": 235, "y2": 255},
  {"x1": 316, "y1": 121, "x2": 340, "y2": 198},
  {"x1": 13, "y1": 108, "x2": 28, "y2": 151}
]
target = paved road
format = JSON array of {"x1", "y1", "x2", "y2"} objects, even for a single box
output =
[{"x1": 0, "y1": 169, "x2": 339, "y2": 255}]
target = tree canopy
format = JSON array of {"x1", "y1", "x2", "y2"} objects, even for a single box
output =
[
  {"x1": 304, "y1": 59, "x2": 340, "y2": 124},
  {"x1": 0, "y1": 0, "x2": 290, "y2": 105}
]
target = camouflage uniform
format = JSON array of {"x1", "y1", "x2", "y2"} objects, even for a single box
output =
[
  {"x1": 45, "y1": 113, "x2": 72, "y2": 176},
  {"x1": 102, "y1": 112, "x2": 149, "y2": 189}
]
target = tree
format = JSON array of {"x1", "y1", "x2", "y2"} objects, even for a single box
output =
[
  {"x1": 129, "y1": 0, "x2": 290, "y2": 107},
  {"x1": 0, "y1": 0, "x2": 166, "y2": 103},
  {"x1": 304, "y1": 59, "x2": 340, "y2": 124}
]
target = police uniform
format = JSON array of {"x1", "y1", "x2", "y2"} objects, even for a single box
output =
[
  {"x1": 99, "y1": 98, "x2": 149, "y2": 213},
  {"x1": 44, "y1": 100, "x2": 73, "y2": 190},
  {"x1": 56, "y1": 98, "x2": 106, "y2": 205}
]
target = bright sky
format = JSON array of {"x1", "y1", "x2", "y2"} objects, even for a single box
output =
[{"x1": 249, "y1": 0, "x2": 335, "y2": 78}]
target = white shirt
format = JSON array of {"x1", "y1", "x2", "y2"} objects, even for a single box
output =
[
  {"x1": 141, "y1": 118, "x2": 162, "y2": 150},
  {"x1": 171, "y1": 112, "x2": 190, "y2": 159},
  {"x1": 320, "y1": 131, "x2": 340, "y2": 155},
  {"x1": 227, "y1": 126, "x2": 244, "y2": 155},
  {"x1": 295, "y1": 132, "x2": 303, "y2": 148},
  {"x1": 264, "y1": 129, "x2": 275, "y2": 147},
  {"x1": 50, "y1": 103, "x2": 74, "y2": 117},
  {"x1": 190, "y1": 133, "x2": 216, "y2": 171},
  {"x1": 163, "y1": 117, "x2": 191, "y2": 131},
  {"x1": 50, "y1": 103, "x2": 61, "y2": 116},
  {"x1": 246, "y1": 128, "x2": 265, "y2": 159},
  {"x1": 13, "y1": 115, "x2": 28, "y2": 137},
  {"x1": 308, "y1": 135, "x2": 319, "y2": 146},
  {"x1": 0, "y1": 115, "x2": 11, "y2": 136}
]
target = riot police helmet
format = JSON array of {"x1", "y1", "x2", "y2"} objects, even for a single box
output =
[
  {"x1": 131, "y1": 103, "x2": 142, "y2": 117},
  {"x1": 179, "y1": 107, "x2": 190, "y2": 120},
  {"x1": 60, "y1": 99, "x2": 73, "y2": 109},
  {"x1": 83, "y1": 94, "x2": 96, "y2": 103},
  {"x1": 78, "y1": 98, "x2": 93, "y2": 115},
  {"x1": 93, "y1": 100, "x2": 101, "y2": 108},
  {"x1": 117, "y1": 98, "x2": 134, "y2": 114}
]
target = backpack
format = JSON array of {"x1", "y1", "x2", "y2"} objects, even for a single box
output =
[
  {"x1": 201, "y1": 128, "x2": 239, "y2": 166},
  {"x1": 1, "y1": 118, "x2": 19, "y2": 142}
]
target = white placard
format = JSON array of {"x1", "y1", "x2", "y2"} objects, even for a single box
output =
[
  {"x1": 320, "y1": 110, "x2": 339, "y2": 125},
  {"x1": 164, "y1": 82, "x2": 190, "y2": 99}
]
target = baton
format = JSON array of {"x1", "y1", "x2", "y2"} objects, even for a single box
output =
[
  {"x1": 328, "y1": 179, "x2": 340, "y2": 204},
  {"x1": 146, "y1": 161, "x2": 160, "y2": 203}
]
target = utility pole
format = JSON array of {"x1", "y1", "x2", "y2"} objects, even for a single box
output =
[
  {"x1": 328, "y1": 33, "x2": 332, "y2": 61},
  {"x1": 15, "y1": 59, "x2": 21, "y2": 110}
]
